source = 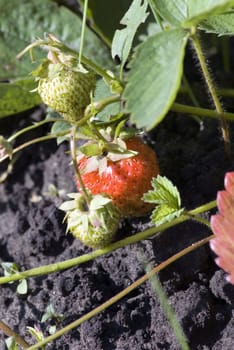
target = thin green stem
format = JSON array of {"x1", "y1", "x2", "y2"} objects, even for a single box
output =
[
  {"x1": 0, "y1": 319, "x2": 30, "y2": 349},
  {"x1": 185, "y1": 212, "x2": 211, "y2": 228},
  {"x1": 216, "y1": 88, "x2": 234, "y2": 98},
  {"x1": 78, "y1": 0, "x2": 88, "y2": 65},
  {"x1": 180, "y1": 86, "x2": 234, "y2": 98},
  {"x1": 26, "y1": 234, "x2": 214, "y2": 350},
  {"x1": 8, "y1": 118, "x2": 61, "y2": 143},
  {"x1": 191, "y1": 31, "x2": 230, "y2": 154},
  {"x1": 70, "y1": 126, "x2": 91, "y2": 203},
  {"x1": 182, "y1": 75, "x2": 200, "y2": 108},
  {"x1": 171, "y1": 102, "x2": 234, "y2": 121},
  {"x1": 87, "y1": 121, "x2": 107, "y2": 143},
  {"x1": 0, "y1": 200, "x2": 216, "y2": 285},
  {"x1": 0, "y1": 132, "x2": 69, "y2": 163},
  {"x1": 146, "y1": 270, "x2": 190, "y2": 350},
  {"x1": 17, "y1": 37, "x2": 120, "y2": 87},
  {"x1": 76, "y1": 94, "x2": 121, "y2": 127},
  {"x1": 147, "y1": 0, "x2": 164, "y2": 30}
]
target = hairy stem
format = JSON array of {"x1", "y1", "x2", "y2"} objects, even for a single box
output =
[
  {"x1": 0, "y1": 200, "x2": 216, "y2": 285},
  {"x1": 191, "y1": 31, "x2": 230, "y2": 154},
  {"x1": 0, "y1": 319, "x2": 30, "y2": 349},
  {"x1": 26, "y1": 234, "x2": 214, "y2": 350}
]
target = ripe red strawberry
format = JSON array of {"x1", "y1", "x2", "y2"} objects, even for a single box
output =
[{"x1": 76, "y1": 137, "x2": 160, "y2": 217}]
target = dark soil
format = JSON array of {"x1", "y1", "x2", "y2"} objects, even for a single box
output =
[{"x1": 1, "y1": 105, "x2": 234, "y2": 349}]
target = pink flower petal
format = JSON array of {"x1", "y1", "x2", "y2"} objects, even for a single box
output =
[
  {"x1": 210, "y1": 172, "x2": 234, "y2": 285},
  {"x1": 210, "y1": 215, "x2": 234, "y2": 246},
  {"x1": 217, "y1": 190, "x2": 234, "y2": 218},
  {"x1": 224, "y1": 172, "x2": 234, "y2": 197}
]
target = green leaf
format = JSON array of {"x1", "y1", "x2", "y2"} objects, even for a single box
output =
[
  {"x1": 183, "y1": 0, "x2": 234, "y2": 27},
  {"x1": 148, "y1": 0, "x2": 189, "y2": 26},
  {"x1": 27, "y1": 326, "x2": 44, "y2": 343},
  {"x1": 123, "y1": 29, "x2": 189, "y2": 130},
  {"x1": 17, "y1": 279, "x2": 28, "y2": 295},
  {"x1": 151, "y1": 206, "x2": 184, "y2": 227},
  {"x1": 49, "y1": 325, "x2": 57, "y2": 335},
  {"x1": 92, "y1": 79, "x2": 121, "y2": 123},
  {"x1": 79, "y1": 143, "x2": 103, "y2": 157},
  {"x1": 1, "y1": 262, "x2": 19, "y2": 276},
  {"x1": 0, "y1": 79, "x2": 41, "y2": 118},
  {"x1": 111, "y1": 0, "x2": 149, "y2": 77},
  {"x1": 143, "y1": 175, "x2": 184, "y2": 226},
  {"x1": 200, "y1": 11, "x2": 234, "y2": 35},
  {"x1": 50, "y1": 119, "x2": 71, "y2": 145},
  {"x1": 0, "y1": 0, "x2": 111, "y2": 79},
  {"x1": 41, "y1": 304, "x2": 55, "y2": 323},
  {"x1": 0, "y1": 136, "x2": 13, "y2": 159},
  {"x1": 5, "y1": 337, "x2": 19, "y2": 350}
]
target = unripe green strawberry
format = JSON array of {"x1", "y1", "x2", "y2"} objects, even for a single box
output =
[
  {"x1": 60, "y1": 193, "x2": 121, "y2": 248},
  {"x1": 37, "y1": 61, "x2": 96, "y2": 124}
]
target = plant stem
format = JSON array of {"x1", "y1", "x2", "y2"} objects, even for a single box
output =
[
  {"x1": 182, "y1": 75, "x2": 200, "y2": 108},
  {"x1": 78, "y1": 0, "x2": 88, "y2": 65},
  {"x1": 76, "y1": 94, "x2": 121, "y2": 127},
  {"x1": 17, "y1": 37, "x2": 120, "y2": 87},
  {"x1": 185, "y1": 212, "x2": 211, "y2": 228},
  {"x1": 145, "y1": 269, "x2": 190, "y2": 350},
  {"x1": 180, "y1": 86, "x2": 234, "y2": 98},
  {"x1": 171, "y1": 103, "x2": 234, "y2": 121},
  {"x1": 191, "y1": 31, "x2": 230, "y2": 154},
  {"x1": 0, "y1": 132, "x2": 69, "y2": 163},
  {"x1": 8, "y1": 118, "x2": 61, "y2": 143},
  {"x1": 0, "y1": 319, "x2": 30, "y2": 349},
  {"x1": 26, "y1": 234, "x2": 214, "y2": 350},
  {"x1": 70, "y1": 126, "x2": 91, "y2": 204},
  {"x1": 0, "y1": 200, "x2": 216, "y2": 285},
  {"x1": 147, "y1": 0, "x2": 164, "y2": 30}
]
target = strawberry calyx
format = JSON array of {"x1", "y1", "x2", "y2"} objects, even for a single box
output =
[
  {"x1": 60, "y1": 192, "x2": 121, "y2": 248},
  {"x1": 76, "y1": 126, "x2": 139, "y2": 175}
]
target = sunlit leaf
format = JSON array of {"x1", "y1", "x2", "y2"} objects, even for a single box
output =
[
  {"x1": 112, "y1": 0, "x2": 149, "y2": 77},
  {"x1": 183, "y1": 0, "x2": 234, "y2": 27},
  {"x1": 17, "y1": 279, "x2": 28, "y2": 295},
  {"x1": 148, "y1": 0, "x2": 188, "y2": 26},
  {"x1": 144, "y1": 175, "x2": 184, "y2": 226},
  {"x1": 123, "y1": 29, "x2": 189, "y2": 130},
  {"x1": 200, "y1": 11, "x2": 234, "y2": 35}
]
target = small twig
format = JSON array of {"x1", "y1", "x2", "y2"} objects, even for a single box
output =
[{"x1": 0, "y1": 319, "x2": 30, "y2": 349}]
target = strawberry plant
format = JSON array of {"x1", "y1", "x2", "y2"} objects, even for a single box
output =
[{"x1": 1, "y1": 0, "x2": 234, "y2": 349}]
